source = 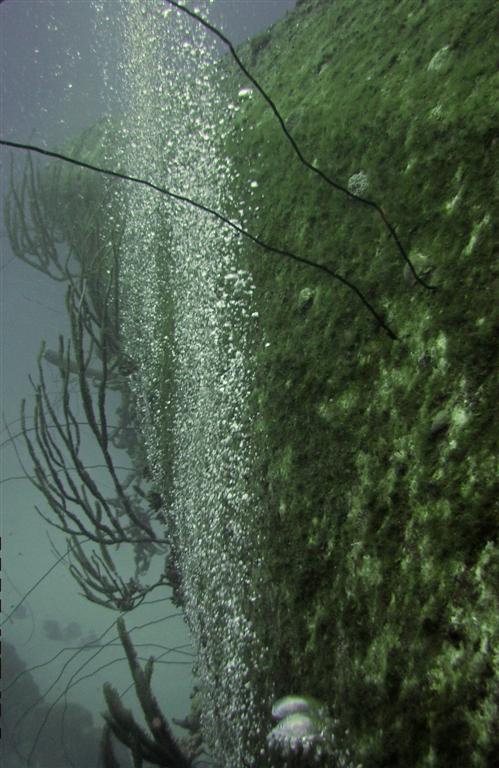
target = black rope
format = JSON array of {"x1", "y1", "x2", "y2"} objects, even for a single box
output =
[
  {"x1": 164, "y1": 0, "x2": 436, "y2": 292},
  {"x1": 0, "y1": 138, "x2": 398, "y2": 339}
]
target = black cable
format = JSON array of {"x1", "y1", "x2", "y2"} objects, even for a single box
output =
[
  {"x1": 164, "y1": 0, "x2": 436, "y2": 292},
  {"x1": 0, "y1": 138, "x2": 398, "y2": 339}
]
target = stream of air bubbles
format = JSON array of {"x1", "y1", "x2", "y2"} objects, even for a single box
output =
[{"x1": 98, "y1": 1, "x2": 273, "y2": 763}]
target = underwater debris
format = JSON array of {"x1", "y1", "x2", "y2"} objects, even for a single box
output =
[
  {"x1": 101, "y1": 618, "x2": 193, "y2": 768},
  {"x1": 43, "y1": 619, "x2": 82, "y2": 642},
  {"x1": 347, "y1": 171, "x2": 369, "y2": 197},
  {"x1": 297, "y1": 287, "x2": 315, "y2": 313},
  {"x1": 266, "y1": 695, "x2": 358, "y2": 767}
]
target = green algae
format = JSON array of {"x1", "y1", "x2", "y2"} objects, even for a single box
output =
[
  {"x1": 54, "y1": 2, "x2": 498, "y2": 762},
  {"x1": 220, "y1": 0, "x2": 499, "y2": 765}
]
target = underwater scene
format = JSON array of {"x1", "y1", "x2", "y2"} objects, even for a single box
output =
[{"x1": 0, "y1": 0, "x2": 497, "y2": 766}]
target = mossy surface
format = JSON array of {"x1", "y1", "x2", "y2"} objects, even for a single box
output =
[{"x1": 217, "y1": 0, "x2": 498, "y2": 765}]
